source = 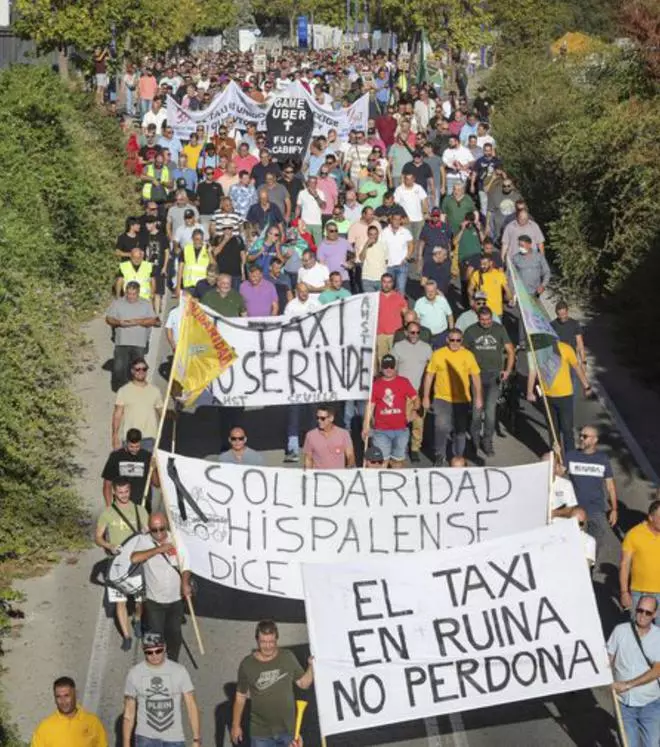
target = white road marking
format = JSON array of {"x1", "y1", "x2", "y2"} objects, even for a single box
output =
[
  {"x1": 425, "y1": 716, "x2": 443, "y2": 747},
  {"x1": 81, "y1": 591, "x2": 112, "y2": 713}
]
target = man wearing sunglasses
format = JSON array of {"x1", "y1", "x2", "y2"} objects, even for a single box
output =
[
  {"x1": 113, "y1": 358, "x2": 163, "y2": 453},
  {"x1": 123, "y1": 632, "x2": 200, "y2": 747},
  {"x1": 130, "y1": 515, "x2": 192, "y2": 662},
  {"x1": 207, "y1": 426, "x2": 263, "y2": 466},
  {"x1": 607, "y1": 595, "x2": 660, "y2": 747}
]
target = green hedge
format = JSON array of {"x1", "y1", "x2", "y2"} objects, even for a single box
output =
[
  {"x1": 0, "y1": 65, "x2": 138, "y2": 642},
  {"x1": 487, "y1": 48, "x2": 660, "y2": 377}
]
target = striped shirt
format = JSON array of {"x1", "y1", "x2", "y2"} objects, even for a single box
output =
[{"x1": 212, "y1": 210, "x2": 243, "y2": 237}]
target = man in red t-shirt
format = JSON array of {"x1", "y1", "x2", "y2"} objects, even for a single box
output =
[
  {"x1": 376, "y1": 273, "x2": 408, "y2": 364},
  {"x1": 362, "y1": 355, "x2": 419, "y2": 468}
]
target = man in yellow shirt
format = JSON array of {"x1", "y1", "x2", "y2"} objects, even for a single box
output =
[
  {"x1": 422, "y1": 328, "x2": 482, "y2": 466},
  {"x1": 527, "y1": 340, "x2": 591, "y2": 453},
  {"x1": 31, "y1": 676, "x2": 107, "y2": 747},
  {"x1": 467, "y1": 254, "x2": 512, "y2": 317},
  {"x1": 620, "y1": 500, "x2": 660, "y2": 625}
]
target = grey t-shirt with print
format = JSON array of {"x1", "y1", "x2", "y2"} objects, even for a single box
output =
[{"x1": 125, "y1": 658, "x2": 194, "y2": 740}]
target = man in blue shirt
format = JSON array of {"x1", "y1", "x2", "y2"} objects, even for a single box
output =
[
  {"x1": 566, "y1": 424, "x2": 619, "y2": 565},
  {"x1": 170, "y1": 152, "x2": 197, "y2": 192},
  {"x1": 471, "y1": 143, "x2": 502, "y2": 218}
]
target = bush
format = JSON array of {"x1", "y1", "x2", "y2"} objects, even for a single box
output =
[{"x1": 487, "y1": 47, "x2": 660, "y2": 378}]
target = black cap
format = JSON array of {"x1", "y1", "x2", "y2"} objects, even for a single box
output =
[
  {"x1": 184, "y1": 208, "x2": 195, "y2": 218},
  {"x1": 364, "y1": 445, "x2": 384, "y2": 462},
  {"x1": 381, "y1": 354, "x2": 396, "y2": 368}
]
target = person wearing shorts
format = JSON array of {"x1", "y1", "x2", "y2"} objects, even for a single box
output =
[
  {"x1": 95, "y1": 478, "x2": 148, "y2": 652},
  {"x1": 362, "y1": 354, "x2": 419, "y2": 468}
]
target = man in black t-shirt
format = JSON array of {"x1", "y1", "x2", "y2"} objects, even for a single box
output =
[
  {"x1": 402, "y1": 150, "x2": 434, "y2": 196},
  {"x1": 211, "y1": 229, "x2": 245, "y2": 288},
  {"x1": 196, "y1": 167, "x2": 223, "y2": 226},
  {"x1": 140, "y1": 215, "x2": 169, "y2": 312},
  {"x1": 551, "y1": 300, "x2": 586, "y2": 369},
  {"x1": 102, "y1": 428, "x2": 154, "y2": 509}
]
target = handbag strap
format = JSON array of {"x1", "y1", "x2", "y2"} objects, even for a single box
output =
[
  {"x1": 111, "y1": 502, "x2": 141, "y2": 535},
  {"x1": 629, "y1": 621, "x2": 660, "y2": 686}
]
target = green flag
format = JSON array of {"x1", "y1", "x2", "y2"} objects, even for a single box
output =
[{"x1": 416, "y1": 30, "x2": 429, "y2": 85}]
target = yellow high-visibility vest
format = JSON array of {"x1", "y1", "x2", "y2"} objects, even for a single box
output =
[
  {"x1": 182, "y1": 243, "x2": 211, "y2": 288},
  {"x1": 141, "y1": 164, "x2": 170, "y2": 200},
  {"x1": 120, "y1": 260, "x2": 153, "y2": 300}
]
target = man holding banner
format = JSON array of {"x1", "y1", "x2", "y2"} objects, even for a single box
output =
[{"x1": 231, "y1": 620, "x2": 313, "y2": 747}]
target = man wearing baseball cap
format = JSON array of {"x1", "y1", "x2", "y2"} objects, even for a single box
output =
[
  {"x1": 123, "y1": 632, "x2": 201, "y2": 747},
  {"x1": 363, "y1": 444, "x2": 385, "y2": 468},
  {"x1": 455, "y1": 291, "x2": 501, "y2": 333},
  {"x1": 362, "y1": 354, "x2": 419, "y2": 468}
]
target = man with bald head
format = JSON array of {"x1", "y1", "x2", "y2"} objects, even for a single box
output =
[
  {"x1": 130, "y1": 512, "x2": 192, "y2": 661},
  {"x1": 284, "y1": 282, "x2": 321, "y2": 318}
]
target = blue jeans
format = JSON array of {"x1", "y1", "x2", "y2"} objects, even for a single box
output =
[
  {"x1": 631, "y1": 591, "x2": 660, "y2": 627},
  {"x1": 371, "y1": 428, "x2": 409, "y2": 462},
  {"x1": 251, "y1": 736, "x2": 294, "y2": 747},
  {"x1": 344, "y1": 399, "x2": 366, "y2": 429},
  {"x1": 387, "y1": 263, "x2": 408, "y2": 295},
  {"x1": 136, "y1": 737, "x2": 185, "y2": 747},
  {"x1": 620, "y1": 698, "x2": 660, "y2": 747}
]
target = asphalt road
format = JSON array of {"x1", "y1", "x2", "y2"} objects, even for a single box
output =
[
  {"x1": 5, "y1": 293, "x2": 655, "y2": 747},
  {"x1": 84, "y1": 293, "x2": 654, "y2": 747}
]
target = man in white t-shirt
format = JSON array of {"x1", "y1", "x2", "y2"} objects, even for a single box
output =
[
  {"x1": 394, "y1": 173, "x2": 429, "y2": 244},
  {"x1": 441, "y1": 134, "x2": 474, "y2": 196},
  {"x1": 381, "y1": 214, "x2": 414, "y2": 295},
  {"x1": 141, "y1": 97, "x2": 167, "y2": 135},
  {"x1": 285, "y1": 282, "x2": 322, "y2": 318},
  {"x1": 296, "y1": 176, "x2": 326, "y2": 247},
  {"x1": 298, "y1": 250, "x2": 330, "y2": 297}
]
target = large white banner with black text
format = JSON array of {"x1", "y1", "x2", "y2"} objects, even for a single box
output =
[
  {"x1": 204, "y1": 294, "x2": 378, "y2": 408},
  {"x1": 156, "y1": 453, "x2": 551, "y2": 599},
  {"x1": 303, "y1": 521, "x2": 612, "y2": 735}
]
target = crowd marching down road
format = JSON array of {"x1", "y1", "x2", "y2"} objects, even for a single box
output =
[{"x1": 19, "y1": 39, "x2": 660, "y2": 747}]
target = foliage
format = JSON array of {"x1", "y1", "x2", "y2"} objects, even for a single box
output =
[
  {"x1": 488, "y1": 47, "x2": 660, "y2": 376},
  {"x1": 14, "y1": 0, "x2": 236, "y2": 58},
  {"x1": 0, "y1": 64, "x2": 137, "y2": 565},
  {"x1": 620, "y1": 0, "x2": 660, "y2": 84}
]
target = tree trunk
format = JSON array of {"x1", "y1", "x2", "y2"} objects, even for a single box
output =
[
  {"x1": 57, "y1": 47, "x2": 69, "y2": 80},
  {"x1": 289, "y1": 13, "x2": 296, "y2": 46}
]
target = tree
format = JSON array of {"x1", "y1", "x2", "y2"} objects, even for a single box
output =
[
  {"x1": 488, "y1": 0, "x2": 574, "y2": 53},
  {"x1": 378, "y1": 0, "x2": 492, "y2": 51},
  {"x1": 14, "y1": 0, "x2": 236, "y2": 73},
  {"x1": 620, "y1": 0, "x2": 660, "y2": 82}
]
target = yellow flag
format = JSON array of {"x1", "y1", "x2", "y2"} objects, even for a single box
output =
[{"x1": 173, "y1": 296, "x2": 237, "y2": 407}]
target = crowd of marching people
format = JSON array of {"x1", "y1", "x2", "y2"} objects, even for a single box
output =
[{"x1": 30, "y1": 44, "x2": 660, "y2": 747}]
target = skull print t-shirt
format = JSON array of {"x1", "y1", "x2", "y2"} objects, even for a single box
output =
[
  {"x1": 237, "y1": 649, "x2": 305, "y2": 737},
  {"x1": 125, "y1": 659, "x2": 194, "y2": 741}
]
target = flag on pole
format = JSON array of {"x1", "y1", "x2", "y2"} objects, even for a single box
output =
[
  {"x1": 509, "y1": 265, "x2": 561, "y2": 389},
  {"x1": 416, "y1": 30, "x2": 429, "y2": 85},
  {"x1": 173, "y1": 296, "x2": 237, "y2": 407}
]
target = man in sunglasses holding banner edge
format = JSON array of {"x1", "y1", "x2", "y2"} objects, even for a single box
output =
[
  {"x1": 130, "y1": 513, "x2": 192, "y2": 663},
  {"x1": 607, "y1": 595, "x2": 660, "y2": 747}
]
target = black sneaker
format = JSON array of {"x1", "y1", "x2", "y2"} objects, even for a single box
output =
[{"x1": 410, "y1": 451, "x2": 421, "y2": 463}]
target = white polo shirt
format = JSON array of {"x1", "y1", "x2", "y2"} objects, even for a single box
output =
[
  {"x1": 298, "y1": 262, "x2": 330, "y2": 295},
  {"x1": 394, "y1": 183, "x2": 428, "y2": 222},
  {"x1": 297, "y1": 189, "x2": 326, "y2": 226},
  {"x1": 381, "y1": 225, "x2": 414, "y2": 266}
]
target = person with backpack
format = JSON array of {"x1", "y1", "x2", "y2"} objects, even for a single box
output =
[{"x1": 95, "y1": 478, "x2": 148, "y2": 651}]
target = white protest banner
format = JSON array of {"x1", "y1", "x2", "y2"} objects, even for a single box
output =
[
  {"x1": 204, "y1": 294, "x2": 378, "y2": 407},
  {"x1": 166, "y1": 82, "x2": 266, "y2": 137},
  {"x1": 276, "y1": 81, "x2": 368, "y2": 138},
  {"x1": 303, "y1": 521, "x2": 612, "y2": 736},
  {"x1": 156, "y1": 452, "x2": 550, "y2": 600}
]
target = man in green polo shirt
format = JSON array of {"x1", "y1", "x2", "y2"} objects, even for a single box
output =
[
  {"x1": 319, "y1": 271, "x2": 352, "y2": 304},
  {"x1": 441, "y1": 182, "x2": 477, "y2": 235},
  {"x1": 201, "y1": 273, "x2": 246, "y2": 317}
]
